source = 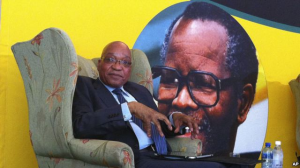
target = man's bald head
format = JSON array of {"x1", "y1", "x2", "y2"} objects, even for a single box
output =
[
  {"x1": 101, "y1": 41, "x2": 131, "y2": 59},
  {"x1": 98, "y1": 41, "x2": 132, "y2": 88}
]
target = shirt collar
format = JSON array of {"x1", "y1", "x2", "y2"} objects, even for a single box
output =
[{"x1": 98, "y1": 78, "x2": 129, "y2": 97}]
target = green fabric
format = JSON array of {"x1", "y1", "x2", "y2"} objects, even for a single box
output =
[
  {"x1": 12, "y1": 28, "x2": 134, "y2": 168},
  {"x1": 69, "y1": 139, "x2": 134, "y2": 168},
  {"x1": 128, "y1": 49, "x2": 153, "y2": 95},
  {"x1": 12, "y1": 28, "x2": 75, "y2": 158},
  {"x1": 166, "y1": 137, "x2": 202, "y2": 155},
  {"x1": 36, "y1": 155, "x2": 103, "y2": 168},
  {"x1": 78, "y1": 55, "x2": 98, "y2": 79}
]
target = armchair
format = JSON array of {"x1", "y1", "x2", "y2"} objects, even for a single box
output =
[{"x1": 12, "y1": 28, "x2": 201, "y2": 168}]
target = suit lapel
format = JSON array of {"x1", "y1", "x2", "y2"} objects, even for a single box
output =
[
  {"x1": 93, "y1": 78, "x2": 119, "y2": 107},
  {"x1": 124, "y1": 82, "x2": 154, "y2": 109},
  {"x1": 124, "y1": 83, "x2": 144, "y2": 103},
  {"x1": 93, "y1": 79, "x2": 149, "y2": 109}
]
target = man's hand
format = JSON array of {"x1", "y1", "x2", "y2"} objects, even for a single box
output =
[
  {"x1": 172, "y1": 113, "x2": 199, "y2": 139},
  {"x1": 128, "y1": 102, "x2": 172, "y2": 137}
]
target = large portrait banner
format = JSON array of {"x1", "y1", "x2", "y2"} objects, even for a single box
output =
[{"x1": 134, "y1": 1, "x2": 268, "y2": 159}]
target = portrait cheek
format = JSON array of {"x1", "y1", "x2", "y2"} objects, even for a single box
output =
[
  {"x1": 211, "y1": 90, "x2": 237, "y2": 117},
  {"x1": 209, "y1": 104, "x2": 239, "y2": 128}
]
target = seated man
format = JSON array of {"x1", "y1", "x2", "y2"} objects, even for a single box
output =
[{"x1": 72, "y1": 41, "x2": 225, "y2": 167}]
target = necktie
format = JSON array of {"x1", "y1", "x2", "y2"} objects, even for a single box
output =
[{"x1": 112, "y1": 88, "x2": 167, "y2": 154}]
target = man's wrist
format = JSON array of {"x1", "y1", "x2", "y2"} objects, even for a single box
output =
[
  {"x1": 169, "y1": 111, "x2": 182, "y2": 126},
  {"x1": 121, "y1": 103, "x2": 132, "y2": 121}
]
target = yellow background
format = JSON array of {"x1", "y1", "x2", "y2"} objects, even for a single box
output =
[{"x1": 0, "y1": 0, "x2": 299, "y2": 167}]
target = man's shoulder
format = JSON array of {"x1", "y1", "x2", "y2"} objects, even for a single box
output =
[
  {"x1": 76, "y1": 76, "x2": 99, "y2": 88},
  {"x1": 77, "y1": 76, "x2": 97, "y2": 83},
  {"x1": 124, "y1": 81, "x2": 147, "y2": 90},
  {"x1": 124, "y1": 81, "x2": 153, "y2": 97}
]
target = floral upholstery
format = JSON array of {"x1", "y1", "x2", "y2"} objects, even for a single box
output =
[
  {"x1": 12, "y1": 28, "x2": 134, "y2": 168},
  {"x1": 12, "y1": 28, "x2": 201, "y2": 168},
  {"x1": 289, "y1": 75, "x2": 300, "y2": 151},
  {"x1": 128, "y1": 49, "x2": 154, "y2": 95},
  {"x1": 77, "y1": 55, "x2": 99, "y2": 79},
  {"x1": 166, "y1": 137, "x2": 202, "y2": 155}
]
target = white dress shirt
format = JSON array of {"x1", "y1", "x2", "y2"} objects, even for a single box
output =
[{"x1": 100, "y1": 80, "x2": 153, "y2": 150}]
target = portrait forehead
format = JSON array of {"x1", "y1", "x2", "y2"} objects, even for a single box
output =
[{"x1": 166, "y1": 18, "x2": 230, "y2": 78}]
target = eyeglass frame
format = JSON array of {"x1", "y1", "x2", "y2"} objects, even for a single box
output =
[
  {"x1": 151, "y1": 66, "x2": 239, "y2": 108},
  {"x1": 101, "y1": 56, "x2": 132, "y2": 67}
]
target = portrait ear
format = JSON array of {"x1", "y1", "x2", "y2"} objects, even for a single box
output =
[{"x1": 237, "y1": 83, "x2": 254, "y2": 124}]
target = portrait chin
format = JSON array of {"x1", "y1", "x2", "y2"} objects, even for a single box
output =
[{"x1": 159, "y1": 101, "x2": 239, "y2": 154}]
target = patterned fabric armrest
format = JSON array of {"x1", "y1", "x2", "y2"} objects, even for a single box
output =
[
  {"x1": 167, "y1": 137, "x2": 202, "y2": 155},
  {"x1": 68, "y1": 139, "x2": 134, "y2": 168}
]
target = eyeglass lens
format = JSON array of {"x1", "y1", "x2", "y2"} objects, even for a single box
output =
[
  {"x1": 104, "y1": 57, "x2": 131, "y2": 67},
  {"x1": 188, "y1": 73, "x2": 218, "y2": 106},
  {"x1": 154, "y1": 68, "x2": 218, "y2": 106}
]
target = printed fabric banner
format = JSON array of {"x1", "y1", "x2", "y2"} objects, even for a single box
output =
[
  {"x1": 134, "y1": 1, "x2": 268, "y2": 158},
  {"x1": 0, "y1": 0, "x2": 300, "y2": 167}
]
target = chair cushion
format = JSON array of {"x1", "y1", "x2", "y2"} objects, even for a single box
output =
[
  {"x1": 78, "y1": 55, "x2": 99, "y2": 79},
  {"x1": 129, "y1": 49, "x2": 153, "y2": 95}
]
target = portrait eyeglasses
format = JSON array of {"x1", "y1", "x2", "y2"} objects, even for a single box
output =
[
  {"x1": 103, "y1": 57, "x2": 132, "y2": 67},
  {"x1": 151, "y1": 66, "x2": 238, "y2": 107}
]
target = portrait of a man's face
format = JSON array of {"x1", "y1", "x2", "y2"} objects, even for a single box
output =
[
  {"x1": 153, "y1": 19, "x2": 245, "y2": 155},
  {"x1": 134, "y1": 1, "x2": 267, "y2": 157}
]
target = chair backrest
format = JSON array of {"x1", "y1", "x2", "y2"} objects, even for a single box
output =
[
  {"x1": 12, "y1": 27, "x2": 153, "y2": 161},
  {"x1": 129, "y1": 49, "x2": 153, "y2": 95},
  {"x1": 12, "y1": 28, "x2": 77, "y2": 158}
]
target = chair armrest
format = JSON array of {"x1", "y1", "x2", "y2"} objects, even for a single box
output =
[
  {"x1": 69, "y1": 139, "x2": 134, "y2": 168},
  {"x1": 167, "y1": 137, "x2": 202, "y2": 155}
]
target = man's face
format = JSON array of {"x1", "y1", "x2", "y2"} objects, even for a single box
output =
[
  {"x1": 98, "y1": 42, "x2": 131, "y2": 88},
  {"x1": 158, "y1": 18, "x2": 240, "y2": 154}
]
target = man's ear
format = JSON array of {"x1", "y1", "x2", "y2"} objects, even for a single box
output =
[{"x1": 237, "y1": 83, "x2": 254, "y2": 124}]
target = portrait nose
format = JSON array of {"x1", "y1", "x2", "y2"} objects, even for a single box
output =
[{"x1": 172, "y1": 85, "x2": 198, "y2": 110}]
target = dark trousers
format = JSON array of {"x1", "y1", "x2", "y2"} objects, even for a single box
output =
[
  {"x1": 133, "y1": 146, "x2": 260, "y2": 168},
  {"x1": 135, "y1": 151, "x2": 231, "y2": 168}
]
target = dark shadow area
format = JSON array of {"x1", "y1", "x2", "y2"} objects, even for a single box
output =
[{"x1": 211, "y1": 0, "x2": 300, "y2": 27}]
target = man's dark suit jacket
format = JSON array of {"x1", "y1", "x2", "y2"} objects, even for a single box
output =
[{"x1": 72, "y1": 76, "x2": 172, "y2": 152}]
